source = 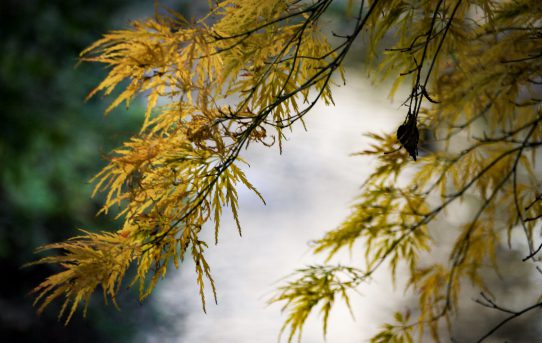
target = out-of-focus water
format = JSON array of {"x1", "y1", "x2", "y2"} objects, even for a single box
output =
[{"x1": 138, "y1": 76, "x2": 407, "y2": 343}]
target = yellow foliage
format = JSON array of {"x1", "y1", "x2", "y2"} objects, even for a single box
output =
[
  {"x1": 30, "y1": 0, "x2": 542, "y2": 342},
  {"x1": 31, "y1": 0, "x2": 339, "y2": 324}
]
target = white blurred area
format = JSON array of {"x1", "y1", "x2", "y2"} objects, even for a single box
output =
[{"x1": 138, "y1": 76, "x2": 408, "y2": 343}]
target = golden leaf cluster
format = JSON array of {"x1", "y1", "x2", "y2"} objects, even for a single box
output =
[
  {"x1": 30, "y1": 1, "x2": 542, "y2": 342},
  {"x1": 31, "y1": 0, "x2": 339, "y2": 322},
  {"x1": 270, "y1": 0, "x2": 542, "y2": 342}
]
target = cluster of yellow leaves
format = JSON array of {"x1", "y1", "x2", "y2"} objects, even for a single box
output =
[
  {"x1": 31, "y1": 0, "x2": 542, "y2": 341},
  {"x1": 273, "y1": 0, "x2": 542, "y2": 342},
  {"x1": 31, "y1": 0, "x2": 341, "y2": 322},
  {"x1": 270, "y1": 265, "x2": 363, "y2": 342},
  {"x1": 29, "y1": 231, "x2": 135, "y2": 323}
]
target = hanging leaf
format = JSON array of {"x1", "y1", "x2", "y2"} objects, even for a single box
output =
[{"x1": 397, "y1": 118, "x2": 419, "y2": 161}]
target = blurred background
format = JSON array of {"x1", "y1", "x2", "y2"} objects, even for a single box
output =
[{"x1": 2, "y1": 1, "x2": 539, "y2": 342}]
